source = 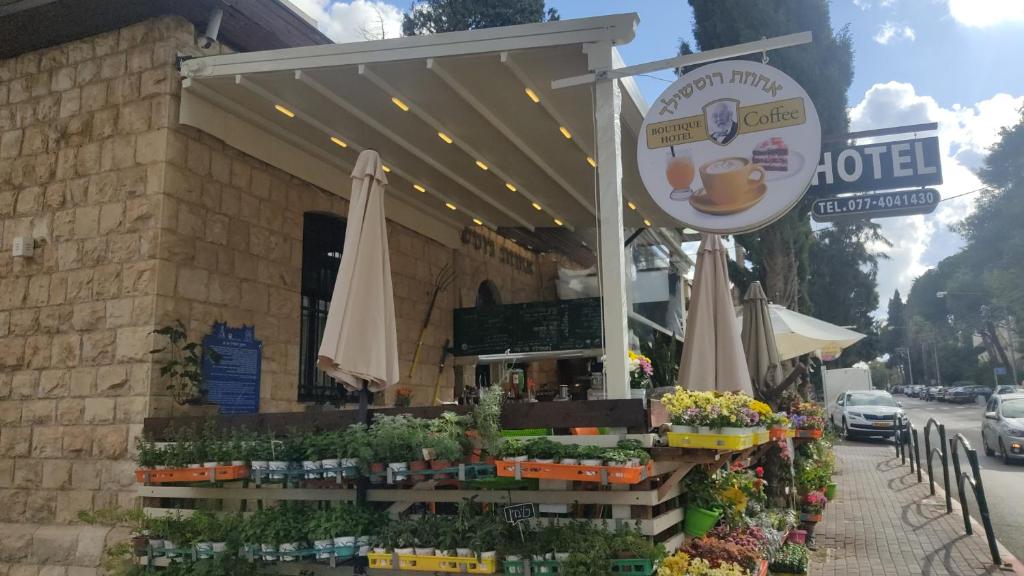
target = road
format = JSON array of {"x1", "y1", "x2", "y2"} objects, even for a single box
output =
[{"x1": 892, "y1": 396, "x2": 1024, "y2": 561}]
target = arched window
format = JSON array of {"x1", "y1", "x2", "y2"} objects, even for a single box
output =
[
  {"x1": 475, "y1": 280, "x2": 502, "y2": 307},
  {"x1": 298, "y1": 212, "x2": 356, "y2": 404}
]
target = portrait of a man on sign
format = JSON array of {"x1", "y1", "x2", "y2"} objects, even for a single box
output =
[{"x1": 706, "y1": 99, "x2": 739, "y2": 146}]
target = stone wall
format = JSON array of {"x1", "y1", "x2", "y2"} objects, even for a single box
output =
[{"x1": 0, "y1": 13, "x2": 558, "y2": 572}]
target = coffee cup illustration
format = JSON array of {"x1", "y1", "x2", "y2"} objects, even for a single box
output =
[{"x1": 693, "y1": 157, "x2": 767, "y2": 214}]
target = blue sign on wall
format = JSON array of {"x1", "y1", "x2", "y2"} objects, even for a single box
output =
[{"x1": 202, "y1": 322, "x2": 262, "y2": 414}]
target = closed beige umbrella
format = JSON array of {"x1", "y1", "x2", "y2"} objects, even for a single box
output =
[
  {"x1": 318, "y1": 150, "x2": 399, "y2": 393},
  {"x1": 676, "y1": 234, "x2": 753, "y2": 394},
  {"x1": 741, "y1": 282, "x2": 782, "y2": 399}
]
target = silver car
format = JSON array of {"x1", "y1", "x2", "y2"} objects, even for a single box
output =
[{"x1": 981, "y1": 392, "x2": 1024, "y2": 464}]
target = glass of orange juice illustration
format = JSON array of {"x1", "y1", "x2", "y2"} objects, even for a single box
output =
[{"x1": 666, "y1": 147, "x2": 695, "y2": 200}]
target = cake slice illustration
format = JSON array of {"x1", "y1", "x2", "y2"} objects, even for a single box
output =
[{"x1": 752, "y1": 137, "x2": 789, "y2": 172}]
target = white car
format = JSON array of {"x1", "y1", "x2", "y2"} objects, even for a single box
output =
[
  {"x1": 981, "y1": 392, "x2": 1024, "y2": 464},
  {"x1": 828, "y1": 390, "x2": 905, "y2": 439}
]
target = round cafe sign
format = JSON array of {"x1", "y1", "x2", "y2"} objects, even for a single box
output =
[{"x1": 637, "y1": 60, "x2": 821, "y2": 234}]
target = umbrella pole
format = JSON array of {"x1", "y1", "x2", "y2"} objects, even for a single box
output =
[{"x1": 356, "y1": 380, "x2": 370, "y2": 509}]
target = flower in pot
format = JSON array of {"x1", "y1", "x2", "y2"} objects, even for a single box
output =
[
  {"x1": 802, "y1": 490, "x2": 827, "y2": 515},
  {"x1": 524, "y1": 438, "x2": 561, "y2": 463},
  {"x1": 498, "y1": 439, "x2": 528, "y2": 462},
  {"x1": 628, "y1": 350, "x2": 653, "y2": 399}
]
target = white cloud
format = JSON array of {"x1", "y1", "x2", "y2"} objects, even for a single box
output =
[
  {"x1": 873, "y1": 22, "x2": 916, "y2": 44},
  {"x1": 288, "y1": 0, "x2": 404, "y2": 42},
  {"x1": 948, "y1": 0, "x2": 1024, "y2": 27},
  {"x1": 847, "y1": 82, "x2": 1024, "y2": 314}
]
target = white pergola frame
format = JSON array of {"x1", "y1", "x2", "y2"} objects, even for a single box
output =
[{"x1": 177, "y1": 13, "x2": 809, "y2": 400}]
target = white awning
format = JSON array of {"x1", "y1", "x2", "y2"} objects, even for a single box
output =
[{"x1": 178, "y1": 13, "x2": 672, "y2": 248}]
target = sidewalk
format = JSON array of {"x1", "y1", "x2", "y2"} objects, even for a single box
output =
[{"x1": 809, "y1": 441, "x2": 1018, "y2": 576}]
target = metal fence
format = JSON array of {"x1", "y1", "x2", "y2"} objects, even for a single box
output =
[{"x1": 893, "y1": 417, "x2": 1004, "y2": 566}]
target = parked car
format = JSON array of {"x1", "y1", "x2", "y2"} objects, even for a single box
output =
[
  {"x1": 828, "y1": 390, "x2": 905, "y2": 439},
  {"x1": 906, "y1": 386, "x2": 920, "y2": 398},
  {"x1": 994, "y1": 385, "x2": 1023, "y2": 396},
  {"x1": 924, "y1": 387, "x2": 940, "y2": 401},
  {"x1": 892, "y1": 385, "x2": 905, "y2": 395},
  {"x1": 947, "y1": 386, "x2": 978, "y2": 404},
  {"x1": 981, "y1": 393, "x2": 1024, "y2": 464},
  {"x1": 934, "y1": 387, "x2": 949, "y2": 402}
]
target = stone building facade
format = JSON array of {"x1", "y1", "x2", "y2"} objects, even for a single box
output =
[{"x1": 0, "y1": 14, "x2": 557, "y2": 574}]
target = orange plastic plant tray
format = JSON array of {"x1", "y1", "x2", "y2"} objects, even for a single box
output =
[
  {"x1": 794, "y1": 429, "x2": 823, "y2": 439},
  {"x1": 135, "y1": 465, "x2": 250, "y2": 484},
  {"x1": 495, "y1": 460, "x2": 652, "y2": 484},
  {"x1": 769, "y1": 428, "x2": 791, "y2": 441}
]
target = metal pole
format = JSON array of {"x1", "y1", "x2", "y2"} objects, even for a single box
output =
[
  {"x1": 949, "y1": 438, "x2": 972, "y2": 535},
  {"x1": 913, "y1": 427, "x2": 923, "y2": 483},
  {"x1": 904, "y1": 348, "x2": 915, "y2": 388},
  {"x1": 922, "y1": 342, "x2": 929, "y2": 385},
  {"x1": 968, "y1": 448, "x2": 1003, "y2": 565},
  {"x1": 933, "y1": 345, "x2": 942, "y2": 387},
  {"x1": 939, "y1": 424, "x2": 952, "y2": 513}
]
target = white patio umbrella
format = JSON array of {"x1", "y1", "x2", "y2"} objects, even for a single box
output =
[
  {"x1": 318, "y1": 150, "x2": 399, "y2": 401},
  {"x1": 676, "y1": 234, "x2": 753, "y2": 394},
  {"x1": 739, "y1": 304, "x2": 865, "y2": 361}
]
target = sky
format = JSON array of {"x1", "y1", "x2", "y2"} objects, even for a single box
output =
[{"x1": 287, "y1": 0, "x2": 1024, "y2": 316}]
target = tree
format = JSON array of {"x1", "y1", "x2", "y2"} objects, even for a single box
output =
[
  {"x1": 806, "y1": 221, "x2": 887, "y2": 365},
  {"x1": 402, "y1": 0, "x2": 558, "y2": 36},
  {"x1": 882, "y1": 290, "x2": 906, "y2": 367},
  {"x1": 902, "y1": 110, "x2": 1024, "y2": 382},
  {"x1": 682, "y1": 0, "x2": 855, "y2": 309}
]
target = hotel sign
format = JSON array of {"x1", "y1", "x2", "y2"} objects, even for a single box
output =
[{"x1": 808, "y1": 136, "x2": 942, "y2": 196}]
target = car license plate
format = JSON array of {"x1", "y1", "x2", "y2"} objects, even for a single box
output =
[{"x1": 873, "y1": 421, "x2": 893, "y2": 428}]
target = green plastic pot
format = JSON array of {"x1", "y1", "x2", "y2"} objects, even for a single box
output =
[
  {"x1": 683, "y1": 505, "x2": 721, "y2": 537},
  {"x1": 825, "y1": 482, "x2": 837, "y2": 500}
]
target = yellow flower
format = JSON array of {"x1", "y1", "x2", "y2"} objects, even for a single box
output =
[{"x1": 656, "y1": 552, "x2": 690, "y2": 576}]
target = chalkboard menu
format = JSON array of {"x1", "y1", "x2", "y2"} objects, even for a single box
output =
[
  {"x1": 453, "y1": 298, "x2": 602, "y2": 356},
  {"x1": 202, "y1": 322, "x2": 262, "y2": 414}
]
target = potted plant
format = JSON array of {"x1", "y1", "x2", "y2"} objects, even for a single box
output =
[
  {"x1": 413, "y1": 515, "x2": 438, "y2": 556},
  {"x1": 135, "y1": 436, "x2": 166, "y2": 471},
  {"x1": 801, "y1": 490, "x2": 827, "y2": 521},
  {"x1": 426, "y1": 435, "x2": 463, "y2": 479},
  {"x1": 577, "y1": 445, "x2": 604, "y2": 467},
  {"x1": 472, "y1": 386, "x2": 504, "y2": 458},
  {"x1": 769, "y1": 543, "x2": 809, "y2": 574},
  {"x1": 249, "y1": 436, "x2": 273, "y2": 481},
  {"x1": 300, "y1": 432, "x2": 326, "y2": 480},
  {"x1": 602, "y1": 448, "x2": 634, "y2": 467},
  {"x1": 682, "y1": 469, "x2": 722, "y2": 537},
  {"x1": 192, "y1": 511, "x2": 231, "y2": 559},
  {"x1": 370, "y1": 415, "x2": 424, "y2": 483},
  {"x1": 277, "y1": 506, "x2": 306, "y2": 562},
  {"x1": 337, "y1": 424, "x2": 374, "y2": 478},
  {"x1": 628, "y1": 350, "x2": 653, "y2": 402},
  {"x1": 524, "y1": 438, "x2": 561, "y2": 463},
  {"x1": 498, "y1": 439, "x2": 528, "y2": 462},
  {"x1": 391, "y1": 518, "x2": 417, "y2": 556},
  {"x1": 150, "y1": 320, "x2": 222, "y2": 405},
  {"x1": 558, "y1": 443, "x2": 580, "y2": 465}
]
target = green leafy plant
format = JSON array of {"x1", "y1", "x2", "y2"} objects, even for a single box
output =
[
  {"x1": 135, "y1": 435, "x2": 164, "y2": 468},
  {"x1": 370, "y1": 415, "x2": 427, "y2": 463},
  {"x1": 497, "y1": 438, "x2": 527, "y2": 459},
  {"x1": 151, "y1": 320, "x2": 223, "y2": 405},
  {"x1": 769, "y1": 543, "x2": 809, "y2": 574},
  {"x1": 524, "y1": 438, "x2": 562, "y2": 460},
  {"x1": 426, "y1": 434, "x2": 464, "y2": 462},
  {"x1": 577, "y1": 445, "x2": 605, "y2": 461},
  {"x1": 473, "y1": 385, "x2": 504, "y2": 456},
  {"x1": 683, "y1": 468, "x2": 722, "y2": 512}
]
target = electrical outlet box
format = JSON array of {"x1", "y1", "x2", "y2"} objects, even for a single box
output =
[{"x1": 12, "y1": 236, "x2": 34, "y2": 257}]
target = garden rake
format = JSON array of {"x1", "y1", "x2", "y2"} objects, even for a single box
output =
[{"x1": 408, "y1": 262, "x2": 456, "y2": 380}]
